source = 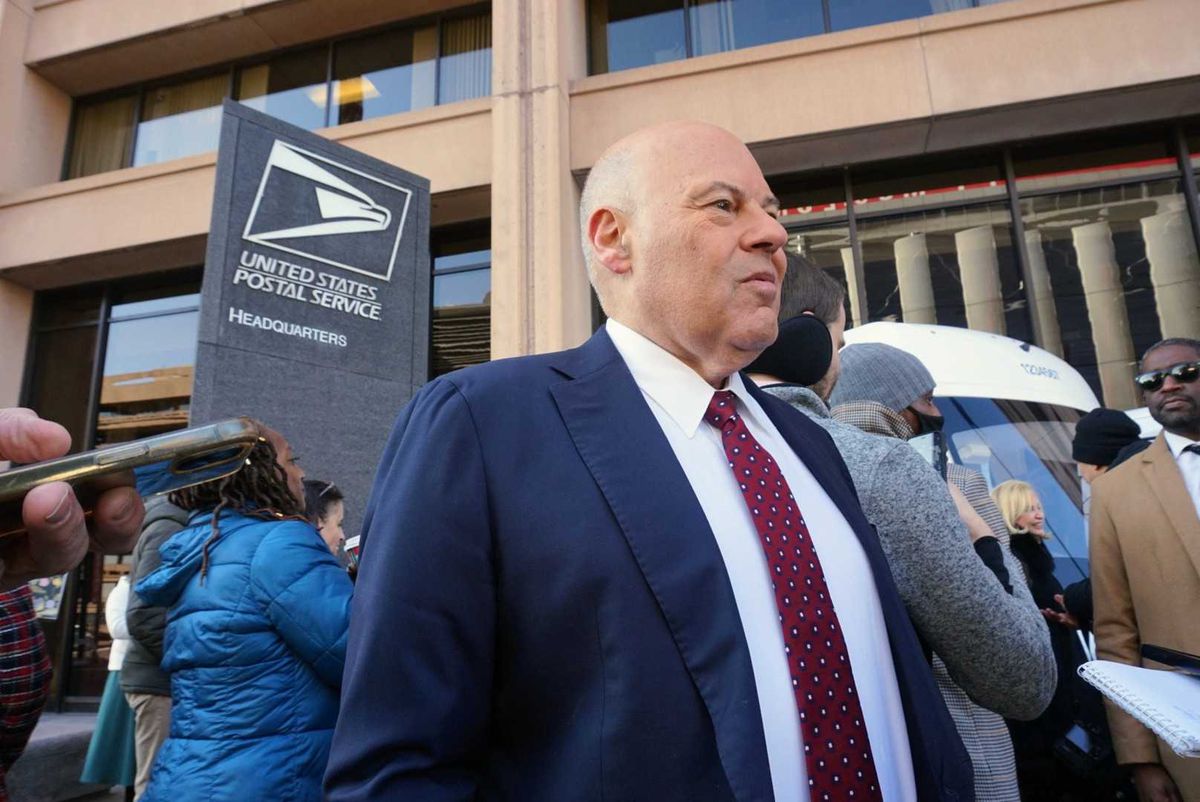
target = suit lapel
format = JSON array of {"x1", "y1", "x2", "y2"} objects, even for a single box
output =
[
  {"x1": 549, "y1": 332, "x2": 773, "y2": 802},
  {"x1": 1141, "y1": 434, "x2": 1200, "y2": 582}
]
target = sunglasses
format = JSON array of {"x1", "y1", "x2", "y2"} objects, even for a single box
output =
[{"x1": 1134, "y1": 360, "x2": 1200, "y2": 392}]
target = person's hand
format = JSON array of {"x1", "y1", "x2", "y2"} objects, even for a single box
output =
[
  {"x1": 1040, "y1": 592, "x2": 1081, "y2": 629},
  {"x1": 0, "y1": 408, "x2": 144, "y2": 591},
  {"x1": 1132, "y1": 763, "x2": 1182, "y2": 802}
]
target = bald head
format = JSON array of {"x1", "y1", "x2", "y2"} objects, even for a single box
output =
[
  {"x1": 577, "y1": 120, "x2": 787, "y2": 387},
  {"x1": 580, "y1": 122, "x2": 758, "y2": 310}
]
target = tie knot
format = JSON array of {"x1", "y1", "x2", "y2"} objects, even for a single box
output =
[
  {"x1": 706, "y1": 391, "x2": 739, "y2": 430},
  {"x1": 1185, "y1": 443, "x2": 1200, "y2": 456}
]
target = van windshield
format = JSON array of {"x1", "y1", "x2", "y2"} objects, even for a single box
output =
[{"x1": 938, "y1": 396, "x2": 1086, "y2": 585}]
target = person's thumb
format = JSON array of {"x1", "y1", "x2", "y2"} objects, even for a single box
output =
[{"x1": 19, "y1": 482, "x2": 89, "y2": 575}]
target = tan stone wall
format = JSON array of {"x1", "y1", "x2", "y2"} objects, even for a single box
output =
[
  {"x1": 1, "y1": 0, "x2": 1199, "y2": 393},
  {"x1": 27, "y1": 0, "x2": 472, "y2": 95},
  {"x1": 570, "y1": 0, "x2": 1200, "y2": 172},
  {"x1": 0, "y1": 277, "x2": 32, "y2": 407},
  {"x1": 0, "y1": 0, "x2": 71, "y2": 193},
  {"x1": 0, "y1": 99, "x2": 493, "y2": 282}
]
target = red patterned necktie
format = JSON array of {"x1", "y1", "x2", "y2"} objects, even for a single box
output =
[{"x1": 705, "y1": 390, "x2": 882, "y2": 802}]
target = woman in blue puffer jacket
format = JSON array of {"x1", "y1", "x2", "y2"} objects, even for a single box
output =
[{"x1": 135, "y1": 423, "x2": 353, "y2": 802}]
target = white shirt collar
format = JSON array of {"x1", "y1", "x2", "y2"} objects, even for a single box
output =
[
  {"x1": 1163, "y1": 429, "x2": 1200, "y2": 460},
  {"x1": 605, "y1": 318, "x2": 768, "y2": 439}
]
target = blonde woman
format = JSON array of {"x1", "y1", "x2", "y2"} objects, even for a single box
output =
[{"x1": 992, "y1": 480, "x2": 1091, "y2": 801}]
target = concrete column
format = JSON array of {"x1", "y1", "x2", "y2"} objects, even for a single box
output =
[
  {"x1": 0, "y1": 278, "x2": 32, "y2": 469},
  {"x1": 490, "y1": 0, "x2": 592, "y2": 360},
  {"x1": 1073, "y1": 221, "x2": 1137, "y2": 409},
  {"x1": 893, "y1": 233, "x2": 936, "y2": 324},
  {"x1": 956, "y1": 225, "x2": 1006, "y2": 335},
  {"x1": 0, "y1": 0, "x2": 72, "y2": 192},
  {"x1": 1142, "y1": 203, "x2": 1200, "y2": 340},
  {"x1": 841, "y1": 247, "x2": 865, "y2": 327},
  {"x1": 1022, "y1": 229, "x2": 1064, "y2": 356}
]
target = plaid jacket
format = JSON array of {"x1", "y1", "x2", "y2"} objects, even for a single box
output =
[{"x1": 0, "y1": 585, "x2": 52, "y2": 799}]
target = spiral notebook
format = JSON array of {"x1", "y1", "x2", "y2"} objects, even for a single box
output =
[{"x1": 1078, "y1": 660, "x2": 1200, "y2": 758}]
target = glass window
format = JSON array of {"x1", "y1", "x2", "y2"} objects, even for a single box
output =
[
  {"x1": 25, "y1": 326, "x2": 98, "y2": 454},
  {"x1": 96, "y1": 290, "x2": 200, "y2": 446},
  {"x1": 332, "y1": 26, "x2": 437, "y2": 125},
  {"x1": 67, "y1": 93, "x2": 137, "y2": 179},
  {"x1": 237, "y1": 46, "x2": 330, "y2": 131},
  {"x1": 34, "y1": 287, "x2": 103, "y2": 329},
  {"x1": 850, "y1": 157, "x2": 1007, "y2": 216},
  {"x1": 779, "y1": 171, "x2": 856, "y2": 323},
  {"x1": 589, "y1": 0, "x2": 687, "y2": 74},
  {"x1": 68, "y1": 12, "x2": 495, "y2": 177},
  {"x1": 856, "y1": 202, "x2": 1029, "y2": 342},
  {"x1": 777, "y1": 169, "x2": 849, "y2": 227},
  {"x1": 941, "y1": 397, "x2": 1087, "y2": 585},
  {"x1": 431, "y1": 247, "x2": 491, "y2": 378},
  {"x1": 688, "y1": 0, "x2": 824, "y2": 58},
  {"x1": 132, "y1": 74, "x2": 227, "y2": 166},
  {"x1": 786, "y1": 227, "x2": 855, "y2": 321},
  {"x1": 22, "y1": 276, "x2": 202, "y2": 705},
  {"x1": 433, "y1": 267, "x2": 490, "y2": 307},
  {"x1": 1013, "y1": 132, "x2": 1177, "y2": 194},
  {"x1": 109, "y1": 291, "x2": 201, "y2": 320},
  {"x1": 828, "y1": 0, "x2": 973, "y2": 33},
  {"x1": 439, "y1": 13, "x2": 493, "y2": 105},
  {"x1": 1019, "y1": 177, "x2": 1199, "y2": 410}
]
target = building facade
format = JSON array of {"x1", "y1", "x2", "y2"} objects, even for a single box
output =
[{"x1": 2, "y1": 0, "x2": 1198, "y2": 702}]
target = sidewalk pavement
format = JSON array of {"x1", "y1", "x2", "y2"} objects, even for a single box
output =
[{"x1": 7, "y1": 712, "x2": 117, "y2": 802}]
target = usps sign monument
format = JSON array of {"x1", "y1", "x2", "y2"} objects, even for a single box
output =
[{"x1": 192, "y1": 101, "x2": 430, "y2": 533}]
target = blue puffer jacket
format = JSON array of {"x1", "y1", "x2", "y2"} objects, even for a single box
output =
[{"x1": 135, "y1": 509, "x2": 353, "y2": 802}]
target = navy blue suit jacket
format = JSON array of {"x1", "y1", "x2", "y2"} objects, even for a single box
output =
[{"x1": 325, "y1": 330, "x2": 973, "y2": 802}]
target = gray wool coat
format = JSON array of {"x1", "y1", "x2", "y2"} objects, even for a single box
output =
[{"x1": 762, "y1": 384, "x2": 1056, "y2": 721}]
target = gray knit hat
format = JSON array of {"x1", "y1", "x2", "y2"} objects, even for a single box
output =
[{"x1": 829, "y1": 343, "x2": 935, "y2": 413}]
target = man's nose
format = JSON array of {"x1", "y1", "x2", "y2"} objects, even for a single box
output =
[
  {"x1": 1160, "y1": 374, "x2": 1185, "y2": 392},
  {"x1": 747, "y1": 206, "x2": 788, "y2": 253}
]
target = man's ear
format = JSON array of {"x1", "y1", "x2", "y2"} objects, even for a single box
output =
[{"x1": 587, "y1": 207, "x2": 633, "y2": 277}]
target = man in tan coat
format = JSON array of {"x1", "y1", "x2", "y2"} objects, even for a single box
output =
[{"x1": 1091, "y1": 337, "x2": 1200, "y2": 802}]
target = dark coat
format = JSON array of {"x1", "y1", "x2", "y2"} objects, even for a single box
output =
[
  {"x1": 324, "y1": 329, "x2": 973, "y2": 802},
  {"x1": 121, "y1": 495, "x2": 189, "y2": 696},
  {"x1": 1007, "y1": 535, "x2": 1085, "y2": 749},
  {"x1": 136, "y1": 510, "x2": 353, "y2": 802}
]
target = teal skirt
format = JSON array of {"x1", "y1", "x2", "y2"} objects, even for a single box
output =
[{"x1": 80, "y1": 670, "x2": 137, "y2": 786}]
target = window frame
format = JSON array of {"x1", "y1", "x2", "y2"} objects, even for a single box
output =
[
  {"x1": 63, "y1": 4, "x2": 493, "y2": 180},
  {"x1": 586, "y1": 0, "x2": 993, "y2": 76}
]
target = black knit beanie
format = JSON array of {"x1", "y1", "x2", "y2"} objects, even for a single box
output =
[{"x1": 1072, "y1": 408, "x2": 1141, "y2": 466}]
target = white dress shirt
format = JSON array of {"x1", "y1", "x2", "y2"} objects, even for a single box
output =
[
  {"x1": 605, "y1": 319, "x2": 916, "y2": 802},
  {"x1": 1163, "y1": 430, "x2": 1200, "y2": 518}
]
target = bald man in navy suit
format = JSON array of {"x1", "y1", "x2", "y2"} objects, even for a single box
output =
[{"x1": 325, "y1": 121, "x2": 973, "y2": 802}]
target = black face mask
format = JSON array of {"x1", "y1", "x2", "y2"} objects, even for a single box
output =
[{"x1": 911, "y1": 408, "x2": 944, "y2": 435}]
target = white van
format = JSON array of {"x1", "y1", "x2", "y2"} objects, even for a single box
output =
[{"x1": 842, "y1": 322, "x2": 1101, "y2": 586}]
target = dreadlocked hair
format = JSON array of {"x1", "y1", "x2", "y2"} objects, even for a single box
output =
[{"x1": 169, "y1": 431, "x2": 308, "y2": 582}]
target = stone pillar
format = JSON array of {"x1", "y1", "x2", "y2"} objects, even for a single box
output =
[
  {"x1": 956, "y1": 225, "x2": 1006, "y2": 335},
  {"x1": 0, "y1": 277, "x2": 32, "y2": 468},
  {"x1": 490, "y1": 0, "x2": 592, "y2": 359},
  {"x1": 894, "y1": 233, "x2": 937, "y2": 324},
  {"x1": 1023, "y1": 230, "x2": 1064, "y2": 356},
  {"x1": 1073, "y1": 221, "x2": 1137, "y2": 409},
  {"x1": 841, "y1": 247, "x2": 865, "y2": 327},
  {"x1": 1142, "y1": 203, "x2": 1200, "y2": 340}
]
